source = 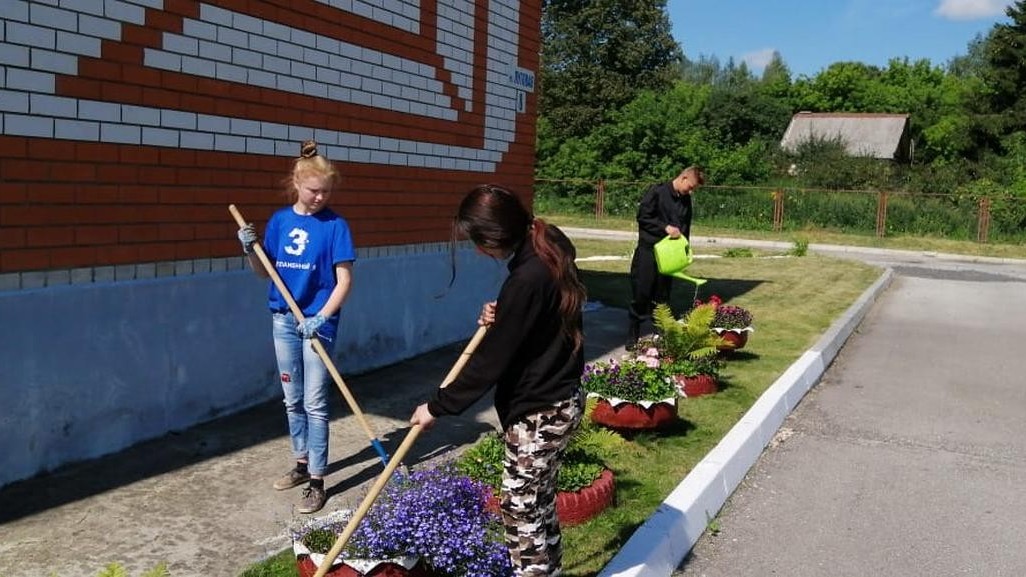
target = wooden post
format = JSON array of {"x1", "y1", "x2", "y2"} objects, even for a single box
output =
[
  {"x1": 595, "y1": 179, "x2": 605, "y2": 218},
  {"x1": 875, "y1": 190, "x2": 888, "y2": 237},
  {"x1": 977, "y1": 197, "x2": 991, "y2": 243},
  {"x1": 772, "y1": 189, "x2": 784, "y2": 232}
]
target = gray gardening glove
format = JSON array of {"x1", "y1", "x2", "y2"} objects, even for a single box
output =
[
  {"x1": 237, "y1": 223, "x2": 258, "y2": 255},
  {"x1": 297, "y1": 314, "x2": 326, "y2": 339}
]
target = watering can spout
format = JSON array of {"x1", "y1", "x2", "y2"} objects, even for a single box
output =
[
  {"x1": 653, "y1": 236, "x2": 706, "y2": 286},
  {"x1": 675, "y1": 272, "x2": 707, "y2": 285}
]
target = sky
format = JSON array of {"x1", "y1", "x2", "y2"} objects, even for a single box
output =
[{"x1": 669, "y1": 0, "x2": 1016, "y2": 77}]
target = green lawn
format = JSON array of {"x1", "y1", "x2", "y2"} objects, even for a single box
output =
[
  {"x1": 240, "y1": 239, "x2": 883, "y2": 577},
  {"x1": 544, "y1": 212, "x2": 1026, "y2": 260},
  {"x1": 558, "y1": 239, "x2": 880, "y2": 575}
]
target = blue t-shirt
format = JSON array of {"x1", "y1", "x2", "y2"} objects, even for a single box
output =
[{"x1": 263, "y1": 207, "x2": 356, "y2": 341}]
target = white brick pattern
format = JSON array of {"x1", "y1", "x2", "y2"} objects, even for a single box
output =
[
  {"x1": 0, "y1": 0, "x2": 531, "y2": 172},
  {"x1": 0, "y1": 241, "x2": 460, "y2": 292}
]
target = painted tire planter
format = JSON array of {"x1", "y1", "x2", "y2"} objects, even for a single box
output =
[
  {"x1": 556, "y1": 468, "x2": 616, "y2": 526},
  {"x1": 673, "y1": 374, "x2": 718, "y2": 397},
  {"x1": 295, "y1": 553, "x2": 433, "y2": 577},
  {"x1": 713, "y1": 327, "x2": 753, "y2": 351},
  {"x1": 590, "y1": 397, "x2": 678, "y2": 431},
  {"x1": 484, "y1": 468, "x2": 616, "y2": 526}
]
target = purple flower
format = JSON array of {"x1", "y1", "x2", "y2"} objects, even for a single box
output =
[
  {"x1": 581, "y1": 358, "x2": 677, "y2": 401},
  {"x1": 298, "y1": 464, "x2": 512, "y2": 577}
]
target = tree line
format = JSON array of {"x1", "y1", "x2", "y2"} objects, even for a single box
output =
[{"x1": 535, "y1": 0, "x2": 1026, "y2": 223}]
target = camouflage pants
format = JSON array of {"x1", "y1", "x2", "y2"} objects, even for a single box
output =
[{"x1": 501, "y1": 389, "x2": 585, "y2": 577}]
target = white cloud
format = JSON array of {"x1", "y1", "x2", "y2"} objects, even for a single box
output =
[
  {"x1": 742, "y1": 48, "x2": 777, "y2": 73},
  {"x1": 935, "y1": 0, "x2": 1012, "y2": 20}
]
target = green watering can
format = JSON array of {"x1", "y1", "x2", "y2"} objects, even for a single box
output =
[{"x1": 653, "y1": 236, "x2": 706, "y2": 285}]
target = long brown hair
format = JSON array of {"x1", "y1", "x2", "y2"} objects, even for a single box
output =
[{"x1": 453, "y1": 184, "x2": 586, "y2": 351}]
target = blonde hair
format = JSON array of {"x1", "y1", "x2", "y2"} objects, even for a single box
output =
[{"x1": 283, "y1": 140, "x2": 338, "y2": 201}]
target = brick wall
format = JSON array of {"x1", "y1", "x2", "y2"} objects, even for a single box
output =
[
  {"x1": 0, "y1": 0, "x2": 540, "y2": 275},
  {"x1": 0, "y1": 0, "x2": 540, "y2": 487}
]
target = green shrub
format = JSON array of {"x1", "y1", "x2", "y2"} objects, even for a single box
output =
[
  {"x1": 301, "y1": 528, "x2": 337, "y2": 555},
  {"x1": 456, "y1": 427, "x2": 620, "y2": 495},
  {"x1": 455, "y1": 431, "x2": 505, "y2": 490}
]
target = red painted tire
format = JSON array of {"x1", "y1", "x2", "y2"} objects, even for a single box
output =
[
  {"x1": 590, "y1": 398, "x2": 678, "y2": 430},
  {"x1": 296, "y1": 557, "x2": 433, "y2": 577},
  {"x1": 485, "y1": 468, "x2": 616, "y2": 527},
  {"x1": 556, "y1": 468, "x2": 616, "y2": 526},
  {"x1": 716, "y1": 330, "x2": 749, "y2": 351},
  {"x1": 674, "y1": 374, "x2": 718, "y2": 397}
]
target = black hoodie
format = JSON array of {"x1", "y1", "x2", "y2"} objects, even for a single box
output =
[{"x1": 428, "y1": 226, "x2": 583, "y2": 429}]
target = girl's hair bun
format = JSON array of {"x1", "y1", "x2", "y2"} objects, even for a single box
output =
[{"x1": 300, "y1": 140, "x2": 318, "y2": 159}]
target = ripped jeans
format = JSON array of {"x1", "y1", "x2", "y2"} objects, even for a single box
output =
[{"x1": 272, "y1": 312, "x2": 330, "y2": 477}]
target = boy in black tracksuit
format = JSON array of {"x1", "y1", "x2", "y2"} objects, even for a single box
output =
[{"x1": 628, "y1": 166, "x2": 705, "y2": 346}]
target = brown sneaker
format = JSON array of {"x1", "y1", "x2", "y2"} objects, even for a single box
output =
[
  {"x1": 272, "y1": 467, "x2": 311, "y2": 491},
  {"x1": 297, "y1": 484, "x2": 327, "y2": 514}
]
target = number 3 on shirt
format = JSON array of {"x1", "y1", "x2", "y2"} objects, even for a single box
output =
[{"x1": 285, "y1": 227, "x2": 310, "y2": 256}]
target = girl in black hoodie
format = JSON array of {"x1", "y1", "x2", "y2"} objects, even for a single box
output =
[{"x1": 410, "y1": 184, "x2": 587, "y2": 576}]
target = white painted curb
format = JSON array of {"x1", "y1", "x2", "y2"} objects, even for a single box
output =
[{"x1": 597, "y1": 268, "x2": 895, "y2": 577}]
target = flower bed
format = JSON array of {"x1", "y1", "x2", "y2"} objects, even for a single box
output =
[
  {"x1": 695, "y1": 295, "x2": 755, "y2": 351},
  {"x1": 555, "y1": 468, "x2": 616, "y2": 526},
  {"x1": 291, "y1": 465, "x2": 511, "y2": 577},
  {"x1": 482, "y1": 467, "x2": 616, "y2": 527},
  {"x1": 713, "y1": 327, "x2": 752, "y2": 351},
  {"x1": 458, "y1": 428, "x2": 621, "y2": 527}
]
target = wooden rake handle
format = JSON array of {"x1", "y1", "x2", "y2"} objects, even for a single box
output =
[
  {"x1": 312, "y1": 325, "x2": 488, "y2": 577},
  {"x1": 228, "y1": 204, "x2": 389, "y2": 465}
]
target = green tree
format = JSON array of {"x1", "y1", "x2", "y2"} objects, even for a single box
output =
[
  {"x1": 539, "y1": 0, "x2": 682, "y2": 140},
  {"x1": 982, "y1": 1, "x2": 1026, "y2": 149},
  {"x1": 679, "y1": 54, "x2": 723, "y2": 85},
  {"x1": 702, "y1": 79, "x2": 792, "y2": 147},
  {"x1": 760, "y1": 51, "x2": 792, "y2": 99},
  {"x1": 791, "y1": 61, "x2": 884, "y2": 112},
  {"x1": 948, "y1": 32, "x2": 991, "y2": 78}
]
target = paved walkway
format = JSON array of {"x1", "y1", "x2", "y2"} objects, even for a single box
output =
[{"x1": 0, "y1": 305, "x2": 630, "y2": 577}]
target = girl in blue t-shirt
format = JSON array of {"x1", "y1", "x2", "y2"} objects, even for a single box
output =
[{"x1": 237, "y1": 140, "x2": 356, "y2": 514}]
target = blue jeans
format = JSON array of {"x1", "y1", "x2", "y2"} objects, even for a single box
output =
[{"x1": 272, "y1": 312, "x2": 330, "y2": 477}]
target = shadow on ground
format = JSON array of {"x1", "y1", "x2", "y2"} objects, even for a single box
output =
[{"x1": 0, "y1": 339, "x2": 494, "y2": 525}]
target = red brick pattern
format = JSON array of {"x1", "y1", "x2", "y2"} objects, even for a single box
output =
[{"x1": 0, "y1": 0, "x2": 540, "y2": 274}]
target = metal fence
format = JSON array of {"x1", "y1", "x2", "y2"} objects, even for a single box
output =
[{"x1": 535, "y1": 178, "x2": 1026, "y2": 244}]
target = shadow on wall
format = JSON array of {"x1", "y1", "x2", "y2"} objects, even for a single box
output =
[{"x1": 0, "y1": 247, "x2": 505, "y2": 492}]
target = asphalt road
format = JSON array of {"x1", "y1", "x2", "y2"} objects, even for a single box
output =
[{"x1": 668, "y1": 237, "x2": 1026, "y2": 577}]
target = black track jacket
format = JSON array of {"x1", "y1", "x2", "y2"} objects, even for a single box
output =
[{"x1": 636, "y1": 181, "x2": 693, "y2": 245}]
